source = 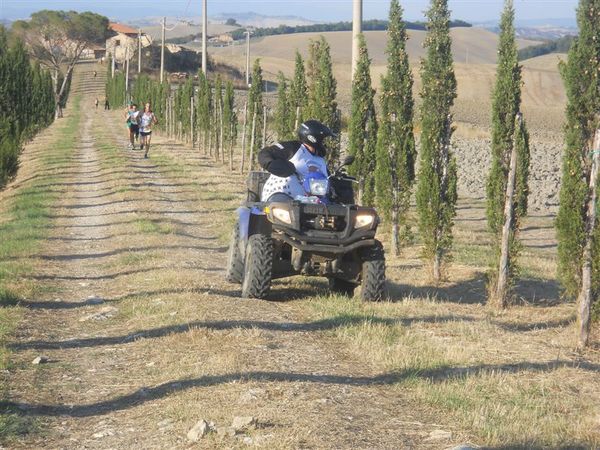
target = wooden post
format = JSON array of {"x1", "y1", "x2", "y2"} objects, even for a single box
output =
[
  {"x1": 219, "y1": 101, "x2": 225, "y2": 164},
  {"x1": 294, "y1": 106, "x2": 301, "y2": 131},
  {"x1": 125, "y1": 47, "x2": 130, "y2": 94},
  {"x1": 494, "y1": 113, "x2": 522, "y2": 308},
  {"x1": 229, "y1": 121, "x2": 234, "y2": 172},
  {"x1": 248, "y1": 104, "x2": 258, "y2": 171},
  {"x1": 262, "y1": 106, "x2": 268, "y2": 148},
  {"x1": 214, "y1": 103, "x2": 219, "y2": 161},
  {"x1": 577, "y1": 128, "x2": 600, "y2": 348},
  {"x1": 190, "y1": 96, "x2": 195, "y2": 148},
  {"x1": 432, "y1": 113, "x2": 453, "y2": 283},
  {"x1": 240, "y1": 102, "x2": 248, "y2": 173}
]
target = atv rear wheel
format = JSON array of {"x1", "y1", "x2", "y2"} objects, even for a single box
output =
[
  {"x1": 328, "y1": 277, "x2": 355, "y2": 297},
  {"x1": 225, "y1": 221, "x2": 244, "y2": 284},
  {"x1": 360, "y1": 241, "x2": 386, "y2": 302},
  {"x1": 241, "y1": 234, "x2": 273, "y2": 299}
]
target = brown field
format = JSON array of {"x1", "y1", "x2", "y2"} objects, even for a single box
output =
[{"x1": 212, "y1": 28, "x2": 564, "y2": 133}]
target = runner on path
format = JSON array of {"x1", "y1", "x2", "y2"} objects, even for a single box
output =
[
  {"x1": 125, "y1": 103, "x2": 140, "y2": 150},
  {"x1": 139, "y1": 102, "x2": 158, "y2": 158}
]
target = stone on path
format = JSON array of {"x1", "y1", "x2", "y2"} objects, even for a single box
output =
[
  {"x1": 32, "y1": 356, "x2": 48, "y2": 365},
  {"x1": 231, "y1": 416, "x2": 257, "y2": 432},
  {"x1": 187, "y1": 419, "x2": 212, "y2": 442},
  {"x1": 426, "y1": 429, "x2": 453, "y2": 441}
]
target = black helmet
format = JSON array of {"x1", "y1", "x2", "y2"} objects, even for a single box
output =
[{"x1": 298, "y1": 120, "x2": 336, "y2": 156}]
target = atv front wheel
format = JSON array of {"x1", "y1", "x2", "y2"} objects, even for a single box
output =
[
  {"x1": 225, "y1": 221, "x2": 244, "y2": 284},
  {"x1": 328, "y1": 277, "x2": 355, "y2": 297},
  {"x1": 360, "y1": 241, "x2": 386, "y2": 301},
  {"x1": 241, "y1": 234, "x2": 273, "y2": 299}
]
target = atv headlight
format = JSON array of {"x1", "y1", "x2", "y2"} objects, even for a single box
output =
[
  {"x1": 309, "y1": 178, "x2": 329, "y2": 196},
  {"x1": 355, "y1": 213, "x2": 375, "y2": 229},
  {"x1": 271, "y1": 207, "x2": 292, "y2": 224}
]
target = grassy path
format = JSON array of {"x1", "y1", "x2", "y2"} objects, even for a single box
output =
[{"x1": 0, "y1": 62, "x2": 598, "y2": 449}]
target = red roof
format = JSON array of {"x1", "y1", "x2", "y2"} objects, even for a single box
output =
[{"x1": 109, "y1": 22, "x2": 138, "y2": 35}]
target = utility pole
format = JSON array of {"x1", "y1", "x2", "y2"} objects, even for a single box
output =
[
  {"x1": 351, "y1": 0, "x2": 363, "y2": 80},
  {"x1": 245, "y1": 30, "x2": 250, "y2": 86},
  {"x1": 202, "y1": 0, "x2": 207, "y2": 74},
  {"x1": 138, "y1": 28, "x2": 142, "y2": 73},
  {"x1": 125, "y1": 47, "x2": 130, "y2": 94},
  {"x1": 111, "y1": 49, "x2": 115, "y2": 78},
  {"x1": 160, "y1": 17, "x2": 166, "y2": 83}
]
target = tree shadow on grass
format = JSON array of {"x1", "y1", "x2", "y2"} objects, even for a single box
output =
[
  {"x1": 10, "y1": 314, "x2": 478, "y2": 350},
  {"x1": 1, "y1": 360, "x2": 598, "y2": 418},
  {"x1": 388, "y1": 272, "x2": 488, "y2": 304},
  {"x1": 388, "y1": 272, "x2": 563, "y2": 307}
]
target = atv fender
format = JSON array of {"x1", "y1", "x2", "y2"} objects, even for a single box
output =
[{"x1": 236, "y1": 206, "x2": 271, "y2": 251}]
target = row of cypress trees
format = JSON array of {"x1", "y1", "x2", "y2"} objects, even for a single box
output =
[
  {"x1": 0, "y1": 27, "x2": 55, "y2": 187},
  {"x1": 346, "y1": 0, "x2": 530, "y2": 293}
]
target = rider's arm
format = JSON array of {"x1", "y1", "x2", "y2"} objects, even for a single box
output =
[{"x1": 258, "y1": 142, "x2": 298, "y2": 177}]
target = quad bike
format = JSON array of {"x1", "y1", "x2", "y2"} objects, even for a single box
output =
[{"x1": 225, "y1": 156, "x2": 386, "y2": 301}]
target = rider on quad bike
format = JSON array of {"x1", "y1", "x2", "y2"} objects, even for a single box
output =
[
  {"x1": 259, "y1": 120, "x2": 333, "y2": 203},
  {"x1": 226, "y1": 119, "x2": 386, "y2": 301}
]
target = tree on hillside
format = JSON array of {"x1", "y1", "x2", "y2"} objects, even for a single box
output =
[
  {"x1": 222, "y1": 80, "x2": 238, "y2": 170},
  {"x1": 348, "y1": 33, "x2": 377, "y2": 207},
  {"x1": 288, "y1": 51, "x2": 308, "y2": 130},
  {"x1": 247, "y1": 59, "x2": 264, "y2": 168},
  {"x1": 415, "y1": 0, "x2": 458, "y2": 282},
  {"x1": 274, "y1": 71, "x2": 293, "y2": 140},
  {"x1": 556, "y1": 0, "x2": 600, "y2": 348},
  {"x1": 13, "y1": 10, "x2": 109, "y2": 117},
  {"x1": 374, "y1": 0, "x2": 416, "y2": 256},
  {"x1": 213, "y1": 75, "x2": 224, "y2": 159},
  {"x1": 486, "y1": 0, "x2": 531, "y2": 307},
  {"x1": 307, "y1": 36, "x2": 340, "y2": 163},
  {"x1": 196, "y1": 70, "x2": 212, "y2": 153}
]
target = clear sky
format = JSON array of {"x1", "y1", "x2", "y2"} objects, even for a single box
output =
[{"x1": 0, "y1": 0, "x2": 579, "y2": 23}]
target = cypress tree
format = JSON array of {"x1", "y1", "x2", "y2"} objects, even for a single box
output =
[
  {"x1": 348, "y1": 33, "x2": 378, "y2": 207},
  {"x1": 196, "y1": 71, "x2": 212, "y2": 153},
  {"x1": 307, "y1": 36, "x2": 340, "y2": 163},
  {"x1": 274, "y1": 71, "x2": 293, "y2": 140},
  {"x1": 288, "y1": 51, "x2": 308, "y2": 130},
  {"x1": 213, "y1": 74, "x2": 224, "y2": 157},
  {"x1": 222, "y1": 80, "x2": 238, "y2": 169},
  {"x1": 247, "y1": 59, "x2": 264, "y2": 167},
  {"x1": 0, "y1": 27, "x2": 54, "y2": 186},
  {"x1": 486, "y1": 0, "x2": 531, "y2": 306},
  {"x1": 556, "y1": 0, "x2": 600, "y2": 345},
  {"x1": 415, "y1": 0, "x2": 458, "y2": 282},
  {"x1": 374, "y1": 0, "x2": 416, "y2": 255}
]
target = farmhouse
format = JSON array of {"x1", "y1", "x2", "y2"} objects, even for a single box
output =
[{"x1": 106, "y1": 22, "x2": 152, "y2": 62}]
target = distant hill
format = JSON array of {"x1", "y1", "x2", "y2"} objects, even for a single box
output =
[
  {"x1": 518, "y1": 35, "x2": 575, "y2": 61},
  {"x1": 213, "y1": 12, "x2": 317, "y2": 28}
]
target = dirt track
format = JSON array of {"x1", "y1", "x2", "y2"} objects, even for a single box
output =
[
  {"x1": 2, "y1": 62, "x2": 598, "y2": 449},
  {"x1": 2, "y1": 63, "x2": 463, "y2": 449}
]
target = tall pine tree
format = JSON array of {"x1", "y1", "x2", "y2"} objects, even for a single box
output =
[
  {"x1": 375, "y1": 0, "x2": 416, "y2": 255},
  {"x1": 307, "y1": 36, "x2": 340, "y2": 163},
  {"x1": 274, "y1": 71, "x2": 293, "y2": 140},
  {"x1": 486, "y1": 0, "x2": 531, "y2": 306},
  {"x1": 415, "y1": 0, "x2": 458, "y2": 282},
  {"x1": 247, "y1": 59, "x2": 264, "y2": 167},
  {"x1": 348, "y1": 33, "x2": 377, "y2": 206},
  {"x1": 288, "y1": 51, "x2": 308, "y2": 131},
  {"x1": 222, "y1": 80, "x2": 238, "y2": 170},
  {"x1": 556, "y1": 0, "x2": 600, "y2": 346}
]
